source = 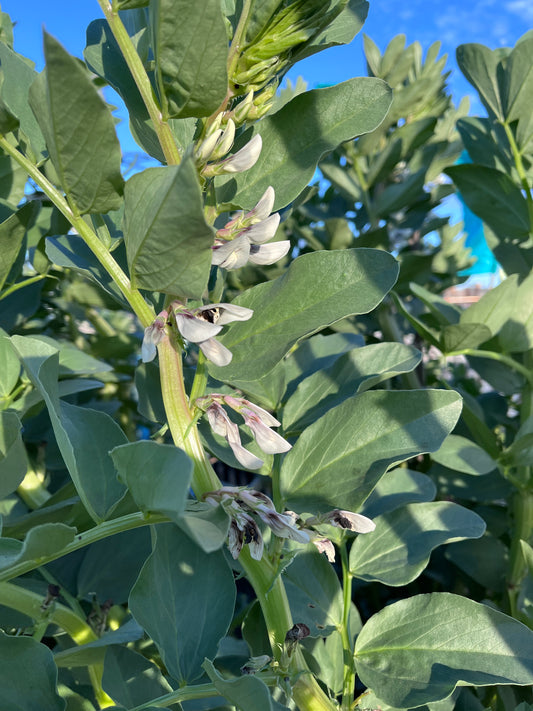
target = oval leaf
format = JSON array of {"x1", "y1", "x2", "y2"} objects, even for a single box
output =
[
  {"x1": 216, "y1": 78, "x2": 392, "y2": 211},
  {"x1": 432, "y1": 434, "x2": 497, "y2": 475},
  {"x1": 123, "y1": 156, "x2": 214, "y2": 297},
  {"x1": 210, "y1": 248, "x2": 399, "y2": 385},
  {"x1": 355, "y1": 593, "x2": 533, "y2": 708},
  {"x1": 129, "y1": 523, "x2": 235, "y2": 684},
  {"x1": 349, "y1": 502, "x2": 486, "y2": 586},
  {"x1": 280, "y1": 389, "x2": 462, "y2": 514}
]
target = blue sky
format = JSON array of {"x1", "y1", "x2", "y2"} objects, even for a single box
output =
[{"x1": 2, "y1": 0, "x2": 531, "y2": 156}]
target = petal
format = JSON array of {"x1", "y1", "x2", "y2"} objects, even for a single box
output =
[
  {"x1": 245, "y1": 415, "x2": 291, "y2": 454},
  {"x1": 211, "y1": 235, "x2": 251, "y2": 269},
  {"x1": 175, "y1": 313, "x2": 222, "y2": 343},
  {"x1": 328, "y1": 510, "x2": 376, "y2": 533},
  {"x1": 247, "y1": 186, "x2": 275, "y2": 222},
  {"x1": 221, "y1": 134, "x2": 262, "y2": 173},
  {"x1": 206, "y1": 402, "x2": 233, "y2": 438},
  {"x1": 240, "y1": 401, "x2": 280, "y2": 427},
  {"x1": 214, "y1": 303, "x2": 254, "y2": 325},
  {"x1": 228, "y1": 520, "x2": 244, "y2": 559},
  {"x1": 248, "y1": 241, "x2": 291, "y2": 265},
  {"x1": 245, "y1": 213, "x2": 280, "y2": 244},
  {"x1": 313, "y1": 538, "x2": 336, "y2": 563},
  {"x1": 199, "y1": 337, "x2": 233, "y2": 366},
  {"x1": 141, "y1": 329, "x2": 157, "y2": 363},
  {"x1": 230, "y1": 442, "x2": 264, "y2": 470},
  {"x1": 256, "y1": 506, "x2": 310, "y2": 543}
]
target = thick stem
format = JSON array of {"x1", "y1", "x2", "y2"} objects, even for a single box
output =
[
  {"x1": 507, "y1": 490, "x2": 533, "y2": 617},
  {"x1": 157, "y1": 336, "x2": 336, "y2": 711},
  {"x1": 0, "y1": 136, "x2": 154, "y2": 328},
  {"x1": 96, "y1": 0, "x2": 181, "y2": 166},
  {"x1": 340, "y1": 540, "x2": 356, "y2": 711}
]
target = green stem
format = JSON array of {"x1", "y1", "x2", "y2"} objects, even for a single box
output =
[
  {"x1": 507, "y1": 490, "x2": 533, "y2": 617},
  {"x1": 446, "y1": 348, "x2": 533, "y2": 387},
  {"x1": 378, "y1": 302, "x2": 422, "y2": 389},
  {"x1": 157, "y1": 335, "x2": 336, "y2": 711},
  {"x1": 502, "y1": 120, "x2": 533, "y2": 230},
  {"x1": 96, "y1": 0, "x2": 181, "y2": 166},
  {"x1": 0, "y1": 580, "x2": 96, "y2": 644},
  {"x1": 129, "y1": 675, "x2": 279, "y2": 711},
  {"x1": 0, "y1": 136, "x2": 154, "y2": 328},
  {"x1": 0, "y1": 274, "x2": 48, "y2": 301},
  {"x1": 340, "y1": 539, "x2": 355, "y2": 711},
  {"x1": 0, "y1": 512, "x2": 167, "y2": 584},
  {"x1": 226, "y1": 0, "x2": 254, "y2": 82},
  {"x1": 189, "y1": 350, "x2": 209, "y2": 403}
]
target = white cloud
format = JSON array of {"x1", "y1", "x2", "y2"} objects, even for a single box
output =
[{"x1": 505, "y1": 0, "x2": 533, "y2": 23}]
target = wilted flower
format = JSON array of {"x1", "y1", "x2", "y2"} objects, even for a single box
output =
[
  {"x1": 203, "y1": 486, "x2": 310, "y2": 561},
  {"x1": 197, "y1": 394, "x2": 291, "y2": 468},
  {"x1": 312, "y1": 537, "x2": 336, "y2": 563},
  {"x1": 212, "y1": 187, "x2": 290, "y2": 270},
  {"x1": 141, "y1": 309, "x2": 168, "y2": 363},
  {"x1": 172, "y1": 302, "x2": 253, "y2": 367}
]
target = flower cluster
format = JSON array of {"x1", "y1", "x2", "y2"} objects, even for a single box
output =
[
  {"x1": 212, "y1": 186, "x2": 290, "y2": 270},
  {"x1": 196, "y1": 394, "x2": 291, "y2": 469},
  {"x1": 197, "y1": 120, "x2": 263, "y2": 178},
  {"x1": 203, "y1": 486, "x2": 310, "y2": 560},
  {"x1": 141, "y1": 301, "x2": 253, "y2": 367}
]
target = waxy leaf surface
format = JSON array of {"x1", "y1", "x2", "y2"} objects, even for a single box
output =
[
  {"x1": 11, "y1": 336, "x2": 127, "y2": 522},
  {"x1": 432, "y1": 434, "x2": 496, "y2": 475},
  {"x1": 210, "y1": 248, "x2": 398, "y2": 385},
  {"x1": 355, "y1": 593, "x2": 533, "y2": 708},
  {"x1": 349, "y1": 502, "x2": 486, "y2": 585},
  {"x1": 0, "y1": 202, "x2": 37, "y2": 291},
  {"x1": 150, "y1": 0, "x2": 228, "y2": 118},
  {"x1": 111, "y1": 441, "x2": 192, "y2": 522},
  {"x1": 203, "y1": 659, "x2": 285, "y2": 711},
  {"x1": 29, "y1": 33, "x2": 123, "y2": 214},
  {"x1": 0, "y1": 632, "x2": 65, "y2": 710},
  {"x1": 0, "y1": 410, "x2": 27, "y2": 498},
  {"x1": 360, "y1": 468, "x2": 436, "y2": 519},
  {"x1": 216, "y1": 78, "x2": 392, "y2": 211},
  {"x1": 123, "y1": 157, "x2": 214, "y2": 297},
  {"x1": 280, "y1": 389, "x2": 462, "y2": 513},
  {"x1": 129, "y1": 523, "x2": 235, "y2": 683}
]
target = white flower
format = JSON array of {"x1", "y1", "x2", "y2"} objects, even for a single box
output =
[
  {"x1": 172, "y1": 302, "x2": 253, "y2": 367},
  {"x1": 319, "y1": 509, "x2": 376, "y2": 533},
  {"x1": 218, "y1": 134, "x2": 262, "y2": 173},
  {"x1": 141, "y1": 310, "x2": 168, "y2": 362},
  {"x1": 312, "y1": 537, "x2": 336, "y2": 563},
  {"x1": 255, "y1": 503, "x2": 310, "y2": 543},
  {"x1": 224, "y1": 395, "x2": 292, "y2": 455},
  {"x1": 206, "y1": 402, "x2": 264, "y2": 469},
  {"x1": 212, "y1": 188, "x2": 289, "y2": 270}
]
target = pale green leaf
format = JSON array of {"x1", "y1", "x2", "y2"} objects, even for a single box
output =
[
  {"x1": 280, "y1": 389, "x2": 462, "y2": 514},
  {"x1": 0, "y1": 410, "x2": 27, "y2": 498},
  {"x1": 432, "y1": 434, "x2": 497, "y2": 475},
  {"x1": 355, "y1": 593, "x2": 533, "y2": 708},
  {"x1": 349, "y1": 502, "x2": 486, "y2": 586},
  {"x1": 210, "y1": 248, "x2": 398, "y2": 385}
]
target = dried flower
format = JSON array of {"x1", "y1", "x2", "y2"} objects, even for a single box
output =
[{"x1": 312, "y1": 537, "x2": 336, "y2": 563}]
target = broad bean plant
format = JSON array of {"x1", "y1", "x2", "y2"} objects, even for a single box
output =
[{"x1": 0, "y1": 3, "x2": 531, "y2": 711}]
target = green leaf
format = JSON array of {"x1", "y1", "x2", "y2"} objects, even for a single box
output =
[
  {"x1": 129, "y1": 523, "x2": 236, "y2": 683},
  {"x1": 349, "y1": 502, "x2": 486, "y2": 586},
  {"x1": 441, "y1": 323, "x2": 492, "y2": 352},
  {"x1": 102, "y1": 646, "x2": 173, "y2": 707},
  {"x1": 360, "y1": 468, "x2": 436, "y2": 519},
  {"x1": 150, "y1": 0, "x2": 228, "y2": 119},
  {"x1": 216, "y1": 78, "x2": 393, "y2": 211},
  {"x1": 11, "y1": 336, "x2": 127, "y2": 522},
  {"x1": 460, "y1": 274, "x2": 519, "y2": 336},
  {"x1": 111, "y1": 441, "x2": 192, "y2": 522},
  {"x1": 0, "y1": 42, "x2": 46, "y2": 158},
  {"x1": 456, "y1": 43, "x2": 504, "y2": 119},
  {"x1": 123, "y1": 157, "x2": 214, "y2": 297},
  {"x1": 210, "y1": 248, "x2": 399, "y2": 385},
  {"x1": 29, "y1": 32, "x2": 124, "y2": 214},
  {"x1": 445, "y1": 165, "x2": 530, "y2": 240},
  {"x1": 45, "y1": 235, "x2": 128, "y2": 307},
  {"x1": 54, "y1": 619, "x2": 144, "y2": 668},
  {"x1": 0, "y1": 410, "x2": 28, "y2": 498},
  {"x1": 0, "y1": 522, "x2": 76, "y2": 573},
  {"x1": 0, "y1": 631, "x2": 65, "y2": 710},
  {"x1": 280, "y1": 389, "x2": 462, "y2": 514},
  {"x1": 0, "y1": 333, "x2": 20, "y2": 397},
  {"x1": 203, "y1": 658, "x2": 283, "y2": 711},
  {"x1": 294, "y1": 0, "x2": 369, "y2": 62},
  {"x1": 282, "y1": 342, "x2": 421, "y2": 432},
  {"x1": 283, "y1": 546, "x2": 343, "y2": 636},
  {"x1": 498, "y1": 271, "x2": 533, "y2": 352},
  {"x1": 174, "y1": 501, "x2": 230, "y2": 553},
  {"x1": 445, "y1": 535, "x2": 508, "y2": 592},
  {"x1": 431, "y1": 434, "x2": 497, "y2": 475},
  {"x1": 118, "y1": 0, "x2": 149, "y2": 7},
  {"x1": 354, "y1": 593, "x2": 533, "y2": 708},
  {"x1": 0, "y1": 202, "x2": 38, "y2": 292}
]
